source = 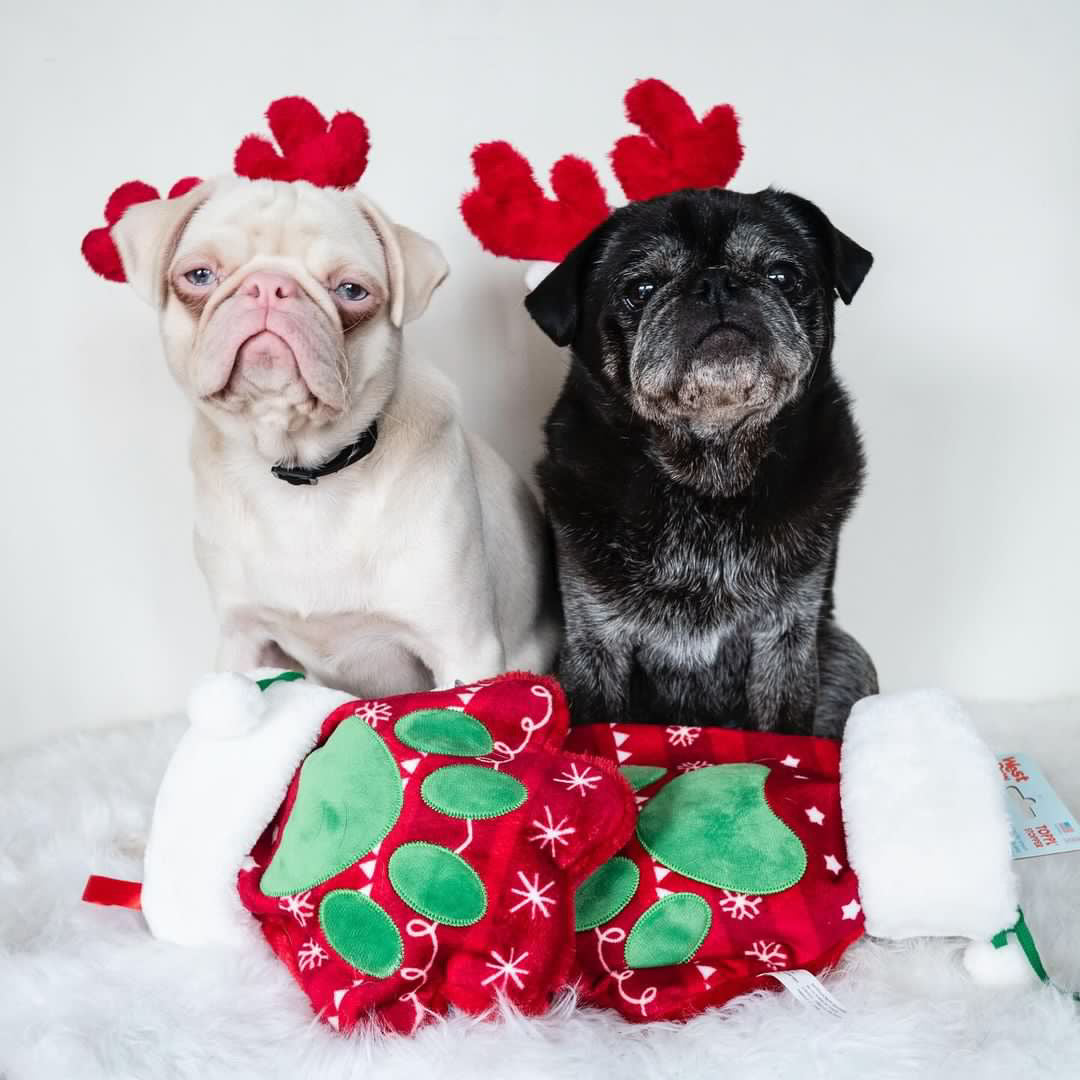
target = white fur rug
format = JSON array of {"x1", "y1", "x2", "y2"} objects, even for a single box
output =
[{"x1": 2, "y1": 702, "x2": 1079, "y2": 1079}]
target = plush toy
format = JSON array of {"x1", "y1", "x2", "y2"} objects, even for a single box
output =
[
  {"x1": 96, "y1": 671, "x2": 636, "y2": 1034},
  {"x1": 85, "y1": 676, "x2": 1032, "y2": 1035},
  {"x1": 563, "y1": 690, "x2": 1026, "y2": 1020}
]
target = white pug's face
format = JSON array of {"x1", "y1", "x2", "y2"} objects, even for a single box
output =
[{"x1": 112, "y1": 177, "x2": 448, "y2": 461}]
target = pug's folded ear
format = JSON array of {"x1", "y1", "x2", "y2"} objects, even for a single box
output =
[
  {"x1": 112, "y1": 182, "x2": 214, "y2": 307},
  {"x1": 354, "y1": 193, "x2": 448, "y2": 327},
  {"x1": 764, "y1": 189, "x2": 873, "y2": 305},
  {"x1": 524, "y1": 230, "x2": 602, "y2": 347}
]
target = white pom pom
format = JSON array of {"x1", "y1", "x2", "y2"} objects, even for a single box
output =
[
  {"x1": 187, "y1": 672, "x2": 265, "y2": 738},
  {"x1": 962, "y1": 938, "x2": 1039, "y2": 988}
]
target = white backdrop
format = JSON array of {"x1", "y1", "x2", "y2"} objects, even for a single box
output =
[{"x1": 2, "y1": 0, "x2": 1077, "y2": 751}]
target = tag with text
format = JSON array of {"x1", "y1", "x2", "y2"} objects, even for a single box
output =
[
  {"x1": 999, "y1": 753, "x2": 1080, "y2": 860},
  {"x1": 760, "y1": 969, "x2": 847, "y2": 1017}
]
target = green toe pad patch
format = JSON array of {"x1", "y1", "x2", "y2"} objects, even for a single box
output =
[
  {"x1": 635, "y1": 763, "x2": 806, "y2": 895},
  {"x1": 574, "y1": 856, "x2": 640, "y2": 931},
  {"x1": 420, "y1": 765, "x2": 526, "y2": 819},
  {"x1": 261, "y1": 716, "x2": 403, "y2": 897},
  {"x1": 624, "y1": 893, "x2": 711, "y2": 969},
  {"x1": 319, "y1": 889, "x2": 403, "y2": 977},
  {"x1": 394, "y1": 709, "x2": 494, "y2": 757},
  {"x1": 388, "y1": 842, "x2": 487, "y2": 926}
]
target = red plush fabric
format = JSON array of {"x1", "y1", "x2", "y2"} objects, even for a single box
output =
[
  {"x1": 81, "y1": 177, "x2": 203, "y2": 282},
  {"x1": 233, "y1": 96, "x2": 370, "y2": 189},
  {"x1": 460, "y1": 78, "x2": 744, "y2": 264},
  {"x1": 460, "y1": 142, "x2": 610, "y2": 261},
  {"x1": 565, "y1": 724, "x2": 864, "y2": 1022},
  {"x1": 237, "y1": 674, "x2": 636, "y2": 1034}
]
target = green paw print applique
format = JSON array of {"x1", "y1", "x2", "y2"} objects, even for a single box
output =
[{"x1": 575, "y1": 763, "x2": 807, "y2": 969}]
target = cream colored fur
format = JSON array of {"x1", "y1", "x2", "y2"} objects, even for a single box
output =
[{"x1": 112, "y1": 178, "x2": 558, "y2": 694}]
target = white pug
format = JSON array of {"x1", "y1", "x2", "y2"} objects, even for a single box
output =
[{"x1": 113, "y1": 177, "x2": 558, "y2": 695}]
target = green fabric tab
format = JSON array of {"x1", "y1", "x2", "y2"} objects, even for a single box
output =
[
  {"x1": 619, "y1": 765, "x2": 667, "y2": 792},
  {"x1": 636, "y1": 763, "x2": 806, "y2": 894},
  {"x1": 255, "y1": 671, "x2": 306, "y2": 691},
  {"x1": 624, "y1": 893, "x2": 712, "y2": 969},
  {"x1": 260, "y1": 716, "x2": 403, "y2": 897},
  {"x1": 420, "y1": 765, "x2": 527, "y2": 819},
  {"x1": 388, "y1": 842, "x2": 488, "y2": 926},
  {"x1": 574, "y1": 856, "x2": 640, "y2": 931},
  {"x1": 394, "y1": 708, "x2": 494, "y2": 757},
  {"x1": 319, "y1": 889, "x2": 403, "y2": 977}
]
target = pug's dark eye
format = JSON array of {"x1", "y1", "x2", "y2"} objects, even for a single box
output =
[
  {"x1": 184, "y1": 267, "x2": 216, "y2": 288},
  {"x1": 765, "y1": 263, "x2": 800, "y2": 293},
  {"x1": 335, "y1": 282, "x2": 369, "y2": 302},
  {"x1": 622, "y1": 280, "x2": 656, "y2": 312}
]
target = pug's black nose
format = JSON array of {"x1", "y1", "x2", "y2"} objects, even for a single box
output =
[{"x1": 696, "y1": 268, "x2": 740, "y2": 306}]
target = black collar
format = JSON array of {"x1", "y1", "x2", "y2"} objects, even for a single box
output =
[{"x1": 271, "y1": 422, "x2": 379, "y2": 486}]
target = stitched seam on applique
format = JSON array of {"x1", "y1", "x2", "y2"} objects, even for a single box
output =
[
  {"x1": 574, "y1": 856, "x2": 640, "y2": 931},
  {"x1": 393, "y1": 708, "x2": 495, "y2": 757},
  {"x1": 318, "y1": 889, "x2": 403, "y2": 978},
  {"x1": 260, "y1": 718, "x2": 404, "y2": 897},
  {"x1": 635, "y1": 765, "x2": 807, "y2": 895},
  {"x1": 419, "y1": 765, "x2": 527, "y2": 820},
  {"x1": 387, "y1": 842, "x2": 488, "y2": 927},
  {"x1": 624, "y1": 893, "x2": 712, "y2": 969}
]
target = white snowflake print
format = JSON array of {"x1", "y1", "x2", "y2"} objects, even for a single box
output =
[
  {"x1": 718, "y1": 890, "x2": 762, "y2": 921},
  {"x1": 354, "y1": 701, "x2": 392, "y2": 727},
  {"x1": 481, "y1": 947, "x2": 531, "y2": 991},
  {"x1": 278, "y1": 891, "x2": 315, "y2": 927},
  {"x1": 677, "y1": 760, "x2": 711, "y2": 773},
  {"x1": 529, "y1": 805, "x2": 576, "y2": 855},
  {"x1": 554, "y1": 763, "x2": 602, "y2": 797},
  {"x1": 509, "y1": 871, "x2": 557, "y2": 919},
  {"x1": 297, "y1": 938, "x2": 328, "y2": 972},
  {"x1": 666, "y1": 725, "x2": 702, "y2": 747},
  {"x1": 745, "y1": 940, "x2": 788, "y2": 970}
]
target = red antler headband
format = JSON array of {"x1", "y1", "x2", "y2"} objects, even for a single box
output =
[
  {"x1": 81, "y1": 96, "x2": 371, "y2": 283},
  {"x1": 461, "y1": 78, "x2": 744, "y2": 264}
]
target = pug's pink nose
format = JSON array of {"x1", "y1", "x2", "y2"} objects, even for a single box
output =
[{"x1": 241, "y1": 271, "x2": 299, "y2": 305}]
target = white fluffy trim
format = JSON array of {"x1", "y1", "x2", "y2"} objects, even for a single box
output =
[
  {"x1": 142, "y1": 678, "x2": 353, "y2": 947},
  {"x1": 840, "y1": 690, "x2": 1018, "y2": 941}
]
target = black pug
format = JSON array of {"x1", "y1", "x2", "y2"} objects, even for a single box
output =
[{"x1": 526, "y1": 187, "x2": 876, "y2": 738}]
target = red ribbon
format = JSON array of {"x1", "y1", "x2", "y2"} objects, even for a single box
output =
[{"x1": 82, "y1": 874, "x2": 143, "y2": 910}]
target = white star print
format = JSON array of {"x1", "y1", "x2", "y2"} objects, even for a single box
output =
[
  {"x1": 805, "y1": 806, "x2": 825, "y2": 825},
  {"x1": 240, "y1": 855, "x2": 259, "y2": 872},
  {"x1": 529, "y1": 805, "x2": 576, "y2": 855},
  {"x1": 824, "y1": 855, "x2": 842, "y2": 875},
  {"x1": 481, "y1": 947, "x2": 531, "y2": 991},
  {"x1": 841, "y1": 899, "x2": 862, "y2": 921},
  {"x1": 509, "y1": 871, "x2": 557, "y2": 919},
  {"x1": 780, "y1": 754, "x2": 800, "y2": 768},
  {"x1": 553, "y1": 762, "x2": 602, "y2": 797}
]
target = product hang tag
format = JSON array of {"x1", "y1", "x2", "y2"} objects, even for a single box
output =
[
  {"x1": 760, "y1": 969, "x2": 847, "y2": 1017},
  {"x1": 998, "y1": 753, "x2": 1080, "y2": 859}
]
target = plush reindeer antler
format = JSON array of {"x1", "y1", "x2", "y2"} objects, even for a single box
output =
[
  {"x1": 461, "y1": 143, "x2": 611, "y2": 262},
  {"x1": 81, "y1": 177, "x2": 202, "y2": 282},
  {"x1": 234, "y1": 96, "x2": 370, "y2": 188},
  {"x1": 82, "y1": 96, "x2": 370, "y2": 282},
  {"x1": 612, "y1": 78, "x2": 743, "y2": 200},
  {"x1": 461, "y1": 79, "x2": 744, "y2": 264}
]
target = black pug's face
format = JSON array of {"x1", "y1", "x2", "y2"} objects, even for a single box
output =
[{"x1": 526, "y1": 188, "x2": 871, "y2": 441}]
